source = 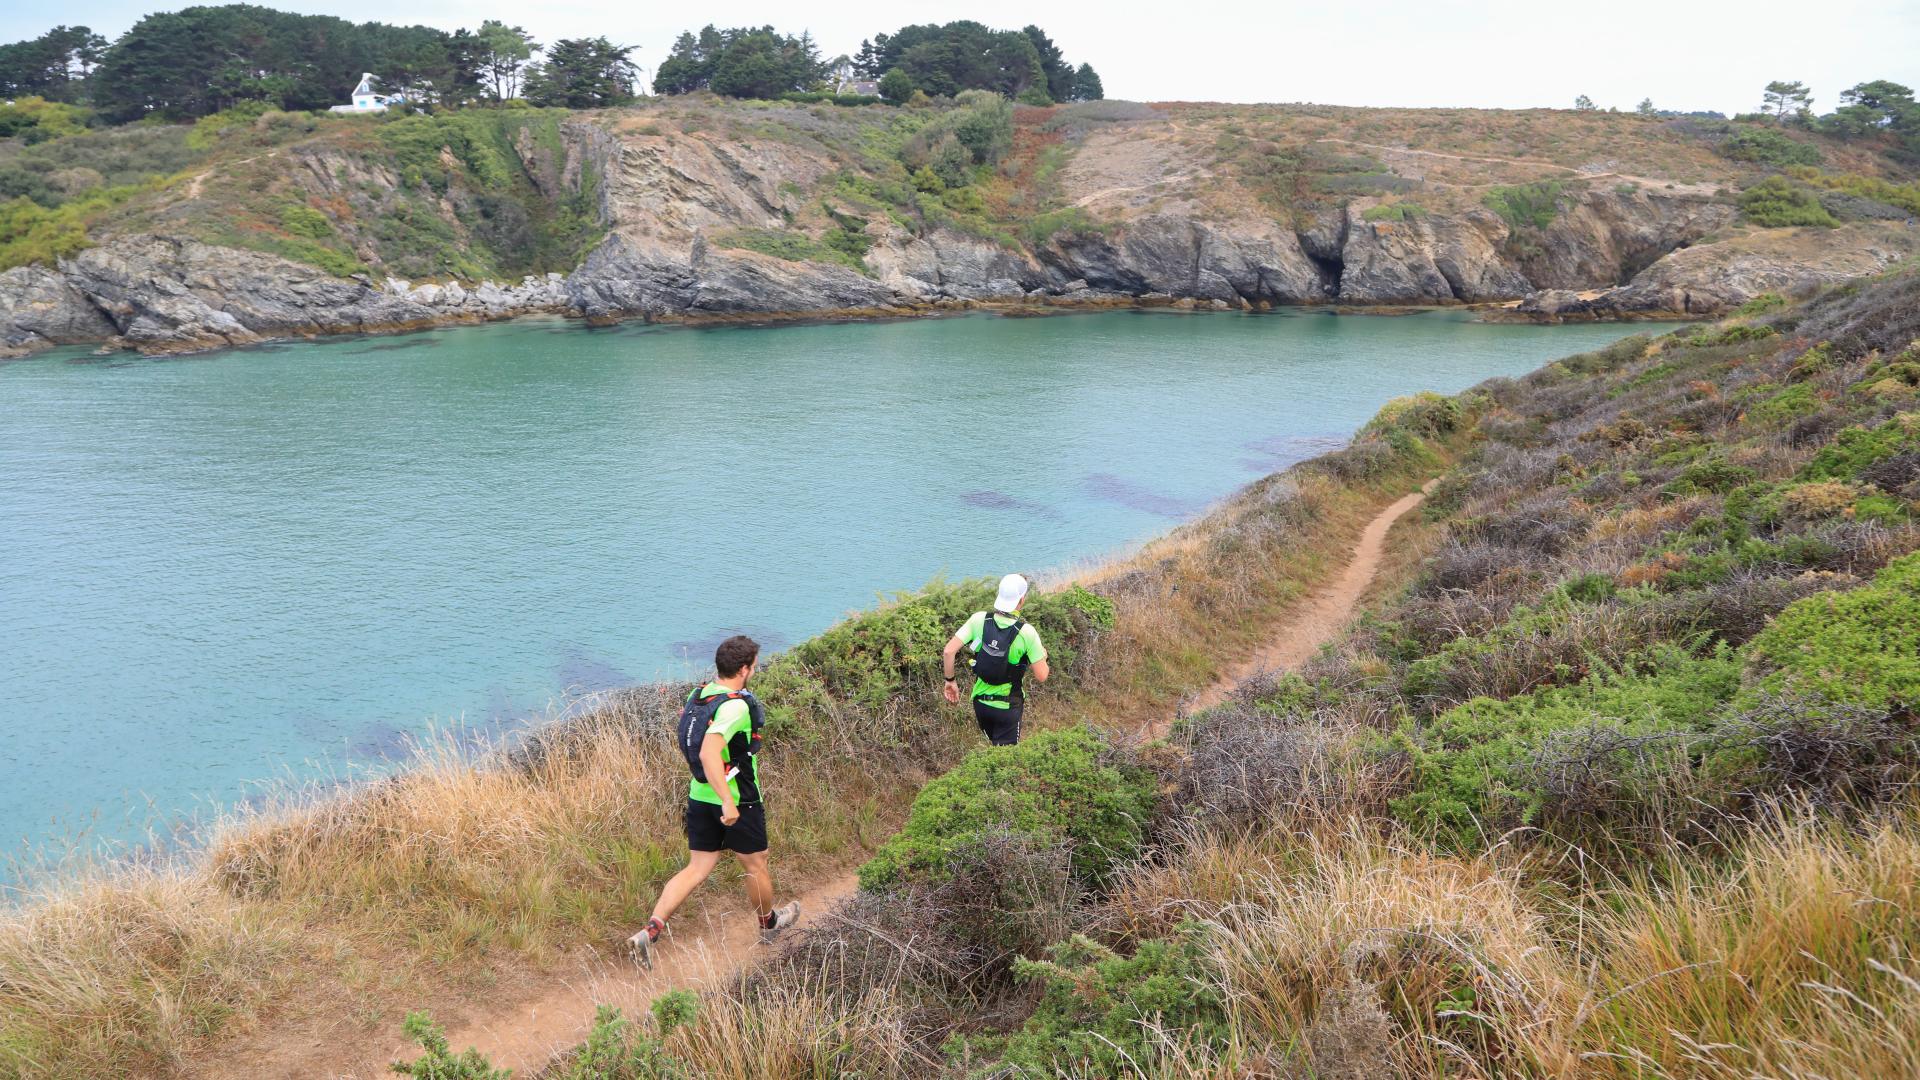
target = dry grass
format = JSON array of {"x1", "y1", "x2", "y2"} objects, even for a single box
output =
[
  {"x1": 1574, "y1": 806, "x2": 1920, "y2": 1079},
  {"x1": 1102, "y1": 803, "x2": 1920, "y2": 1080},
  {"x1": 0, "y1": 874, "x2": 285, "y2": 1076}
]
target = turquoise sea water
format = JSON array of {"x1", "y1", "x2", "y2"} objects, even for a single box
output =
[{"x1": 0, "y1": 310, "x2": 1655, "y2": 862}]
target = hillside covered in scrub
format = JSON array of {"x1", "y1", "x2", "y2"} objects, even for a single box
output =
[
  {"x1": 4, "y1": 88, "x2": 1920, "y2": 356},
  {"x1": 384, "y1": 269, "x2": 1920, "y2": 1078}
]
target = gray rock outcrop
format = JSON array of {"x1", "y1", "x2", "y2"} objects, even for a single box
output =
[{"x1": 4, "y1": 116, "x2": 1907, "y2": 357}]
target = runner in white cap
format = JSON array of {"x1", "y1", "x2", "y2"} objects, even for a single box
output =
[{"x1": 940, "y1": 573, "x2": 1051, "y2": 746}]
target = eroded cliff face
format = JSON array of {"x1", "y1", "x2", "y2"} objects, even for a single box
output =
[{"x1": 0, "y1": 106, "x2": 1901, "y2": 357}]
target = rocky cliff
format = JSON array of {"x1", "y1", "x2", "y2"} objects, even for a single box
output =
[{"x1": 4, "y1": 100, "x2": 1914, "y2": 356}]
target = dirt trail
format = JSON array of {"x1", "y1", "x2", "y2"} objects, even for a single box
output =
[
  {"x1": 1179, "y1": 483, "x2": 1430, "y2": 723},
  {"x1": 379, "y1": 873, "x2": 862, "y2": 1076}
]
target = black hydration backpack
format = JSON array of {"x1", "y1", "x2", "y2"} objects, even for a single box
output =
[
  {"x1": 969, "y1": 612, "x2": 1029, "y2": 689},
  {"x1": 675, "y1": 687, "x2": 766, "y2": 803}
]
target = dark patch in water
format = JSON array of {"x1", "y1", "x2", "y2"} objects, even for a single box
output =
[
  {"x1": 959, "y1": 489, "x2": 1058, "y2": 517},
  {"x1": 553, "y1": 647, "x2": 634, "y2": 695},
  {"x1": 349, "y1": 339, "x2": 439, "y2": 354},
  {"x1": 345, "y1": 721, "x2": 414, "y2": 762},
  {"x1": 1081, "y1": 473, "x2": 1202, "y2": 519},
  {"x1": 668, "y1": 625, "x2": 791, "y2": 665},
  {"x1": 1238, "y1": 433, "x2": 1349, "y2": 473}
]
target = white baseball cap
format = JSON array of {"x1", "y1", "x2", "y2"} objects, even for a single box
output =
[{"x1": 994, "y1": 573, "x2": 1029, "y2": 612}]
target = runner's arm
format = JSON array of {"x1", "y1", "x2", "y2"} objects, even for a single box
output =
[
  {"x1": 941, "y1": 634, "x2": 965, "y2": 679},
  {"x1": 700, "y1": 732, "x2": 738, "y2": 824},
  {"x1": 941, "y1": 634, "x2": 965, "y2": 703},
  {"x1": 1026, "y1": 627, "x2": 1051, "y2": 683}
]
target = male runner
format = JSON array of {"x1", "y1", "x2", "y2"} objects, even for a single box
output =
[
  {"x1": 941, "y1": 574, "x2": 1050, "y2": 745},
  {"x1": 628, "y1": 634, "x2": 799, "y2": 966}
]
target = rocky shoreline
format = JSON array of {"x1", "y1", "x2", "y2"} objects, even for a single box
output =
[{"x1": 6, "y1": 110, "x2": 1915, "y2": 358}]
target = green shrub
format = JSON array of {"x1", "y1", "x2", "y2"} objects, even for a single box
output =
[
  {"x1": 1739, "y1": 175, "x2": 1839, "y2": 228},
  {"x1": 1021, "y1": 206, "x2": 1106, "y2": 246},
  {"x1": 1362, "y1": 201, "x2": 1423, "y2": 222},
  {"x1": 1666, "y1": 455, "x2": 1759, "y2": 495},
  {"x1": 554, "y1": 1003, "x2": 689, "y2": 1079},
  {"x1": 1718, "y1": 127, "x2": 1824, "y2": 167},
  {"x1": 1749, "y1": 381, "x2": 1819, "y2": 424},
  {"x1": 1735, "y1": 292, "x2": 1788, "y2": 316},
  {"x1": 1741, "y1": 553, "x2": 1920, "y2": 714},
  {"x1": 1363, "y1": 390, "x2": 1462, "y2": 439},
  {"x1": 857, "y1": 726, "x2": 1154, "y2": 891},
  {"x1": 765, "y1": 579, "x2": 1109, "y2": 725},
  {"x1": 975, "y1": 928, "x2": 1230, "y2": 1075},
  {"x1": 1392, "y1": 646, "x2": 1743, "y2": 846},
  {"x1": 279, "y1": 204, "x2": 332, "y2": 239},
  {"x1": 184, "y1": 101, "x2": 274, "y2": 151},
  {"x1": 390, "y1": 1012, "x2": 511, "y2": 1079},
  {"x1": 0, "y1": 183, "x2": 144, "y2": 269},
  {"x1": 0, "y1": 96, "x2": 89, "y2": 142},
  {"x1": 1557, "y1": 572, "x2": 1618, "y2": 604},
  {"x1": 1483, "y1": 181, "x2": 1566, "y2": 230},
  {"x1": 1786, "y1": 167, "x2": 1920, "y2": 215},
  {"x1": 713, "y1": 227, "x2": 864, "y2": 271},
  {"x1": 1799, "y1": 417, "x2": 1920, "y2": 482}
]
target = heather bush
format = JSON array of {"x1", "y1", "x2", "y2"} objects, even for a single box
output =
[
  {"x1": 1709, "y1": 694, "x2": 1920, "y2": 808},
  {"x1": 1399, "y1": 595, "x2": 1680, "y2": 711}
]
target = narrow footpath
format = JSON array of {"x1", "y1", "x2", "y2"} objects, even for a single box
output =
[
  {"x1": 304, "y1": 483, "x2": 1430, "y2": 1078},
  {"x1": 1182, "y1": 482, "x2": 1431, "y2": 719}
]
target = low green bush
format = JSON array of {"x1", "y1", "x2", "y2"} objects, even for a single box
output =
[
  {"x1": 1741, "y1": 552, "x2": 1920, "y2": 714},
  {"x1": 857, "y1": 725, "x2": 1154, "y2": 891},
  {"x1": 1363, "y1": 390, "x2": 1462, "y2": 439},
  {"x1": 1735, "y1": 292, "x2": 1788, "y2": 316},
  {"x1": 1361, "y1": 201, "x2": 1423, "y2": 222},
  {"x1": 1393, "y1": 646, "x2": 1742, "y2": 846},
  {"x1": 278, "y1": 204, "x2": 332, "y2": 239},
  {"x1": 1718, "y1": 127, "x2": 1824, "y2": 167},
  {"x1": 1799, "y1": 417, "x2": 1920, "y2": 482},
  {"x1": 1739, "y1": 175, "x2": 1839, "y2": 228},
  {"x1": 760, "y1": 579, "x2": 1110, "y2": 729},
  {"x1": 1483, "y1": 181, "x2": 1565, "y2": 230},
  {"x1": 1021, "y1": 206, "x2": 1106, "y2": 246},
  {"x1": 1686, "y1": 322, "x2": 1778, "y2": 347},
  {"x1": 389, "y1": 1012, "x2": 511, "y2": 1079},
  {"x1": 1666, "y1": 455, "x2": 1759, "y2": 494},
  {"x1": 969, "y1": 927, "x2": 1230, "y2": 1075}
]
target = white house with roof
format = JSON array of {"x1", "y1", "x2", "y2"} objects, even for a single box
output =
[{"x1": 329, "y1": 73, "x2": 404, "y2": 113}]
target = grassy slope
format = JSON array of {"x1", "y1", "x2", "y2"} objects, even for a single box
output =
[{"x1": 437, "y1": 271, "x2": 1920, "y2": 1079}]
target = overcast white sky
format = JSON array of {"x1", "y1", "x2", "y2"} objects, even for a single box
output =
[{"x1": 5, "y1": 0, "x2": 1917, "y2": 114}]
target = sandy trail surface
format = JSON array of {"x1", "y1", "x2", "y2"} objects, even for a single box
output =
[{"x1": 1180, "y1": 483, "x2": 1430, "y2": 723}]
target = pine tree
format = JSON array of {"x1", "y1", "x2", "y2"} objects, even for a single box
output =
[{"x1": 1070, "y1": 63, "x2": 1103, "y2": 102}]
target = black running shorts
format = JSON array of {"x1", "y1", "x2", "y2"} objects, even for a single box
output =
[
  {"x1": 972, "y1": 698, "x2": 1023, "y2": 746},
  {"x1": 685, "y1": 799, "x2": 768, "y2": 854}
]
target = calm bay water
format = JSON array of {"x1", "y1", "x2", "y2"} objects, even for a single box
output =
[{"x1": 0, "y1": 310, "x2": 1653, "y2": 860}]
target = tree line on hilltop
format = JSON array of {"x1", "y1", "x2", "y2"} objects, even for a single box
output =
[
  {"x1": 1568, "y1": 79, "x2": 1920, "y2": 162},
  {"x1": 0, "y1": 6, "x2": 636, "y2": 121},
  {"x1": 0, "y1": 8, "x2": 1104, "y2": 131},
  {"x1": 650, "y1": 21, "x2": 1101, "y2": 104}
]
